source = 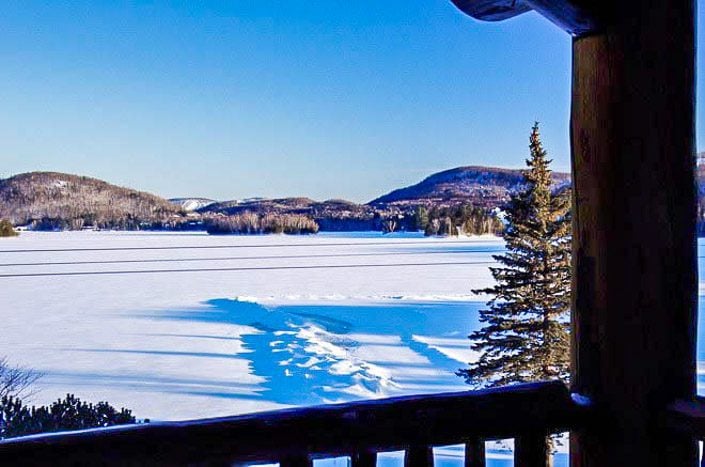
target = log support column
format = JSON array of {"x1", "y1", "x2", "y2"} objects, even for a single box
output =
[{"x1": 570, "y1": 1, "x2": 698, "y2": 465}]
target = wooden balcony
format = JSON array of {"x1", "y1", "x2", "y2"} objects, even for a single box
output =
[
  {"x1": 2, "y1": 379, "x2": 705, "y2": 466},
  {"x1": 0, "y1": 381, "x2": 584, "y2": 466}
]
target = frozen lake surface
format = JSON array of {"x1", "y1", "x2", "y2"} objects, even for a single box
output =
[
  {"x1": 4, "y1": 231, "x2": 702, "y2": 466},
  {"x1": 0, "y1": 231, "x2": 501, "y2": 418}
]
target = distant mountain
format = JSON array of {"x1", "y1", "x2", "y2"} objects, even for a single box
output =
[
  {"x1": 169, "y1": 198, "x2": 216, "y2": 212},
  {"x1": 201, "y1": 197, "x2": 361, "y2": 215},
  {"x1": 200, "y1": 197, "x2": 378, "y2": 231},
  {"x1": 0, "y1": 172, "x2": 180, "y2": 230},
  {"x1": 370, "y1": 166, "x2": 571, "y2": 208},
  {"x1": 200, "y1": 166, "x2": 576, "y2": 221},
  {"x1": 10, "y1": 163, "x2": 705, "y2": 234}
]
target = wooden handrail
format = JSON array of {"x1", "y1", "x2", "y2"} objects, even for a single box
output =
[
  {"x1": 0, "y1": 381, "x2": 583, "y2": 466},
  {"x1": 664, "y1": 397, "x2": 705, "y2": 436}
]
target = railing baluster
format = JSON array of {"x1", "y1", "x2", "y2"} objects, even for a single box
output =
[
  {"x1": 514, "y1": 434, "x2": 549, "y2": 467},
  {"x1": 405, "y1": 445, "x2": 433, "y2": 467},
  {"x1": 352, "y1": 450, "x2": 377, "y2": 467},
  {"x1": 464, "y1": 439, "x2": 485, "y2": 467},
  {"x1": 280, "y1": 454, "x2": 312, "y2": 467}
]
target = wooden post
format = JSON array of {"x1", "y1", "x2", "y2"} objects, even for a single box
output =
[
  {"x1": 570, "y1": 1, "x2": 698, "y2": 465},
  {"x1": 514, "y1": 434, "x2": 550, "y2": 467},
  {"x1": 351, "y1": 450, "x2": 377, "y2": 467},
  {"x1": 405, "y1": 445, "x2": 433, "y2": 467},
  {"x1": 464, "y1": 439, "x2": 485, "y2": 467}
]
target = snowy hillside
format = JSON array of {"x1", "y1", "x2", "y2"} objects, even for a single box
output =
[
  {"x1": 369, "y1": 166, "x2": 571, "y2": 207},
  {"x1": 168, "y1": 198, "x2": 216, "y2": 212},
  {"x1": 0, "y1": 172, "x2": 180, "y2": 228}
]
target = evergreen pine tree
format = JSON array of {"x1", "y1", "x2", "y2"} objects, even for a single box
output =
[{"x1": 458, "y1": 123, "x2": 571, "y2": 388}]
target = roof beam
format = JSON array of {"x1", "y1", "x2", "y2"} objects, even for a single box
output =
[{"x1": 450, "y1": 0, "x2": 602, "y2": 36}]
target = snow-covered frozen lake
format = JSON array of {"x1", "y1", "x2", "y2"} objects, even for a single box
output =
[
  {"x1": 0, "y1": 231, "x2": 502, "y2": 417},
  {"x1": 4, "y1": 231, "x2": 704, "y2": 465}
]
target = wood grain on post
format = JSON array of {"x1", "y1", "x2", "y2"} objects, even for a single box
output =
[{"x1": 570, "y1": 1, "x2": 698, "y2": 465}]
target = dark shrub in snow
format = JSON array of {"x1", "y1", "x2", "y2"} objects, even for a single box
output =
[{"x1": 0, "y1": 394, "x2": 138, "y2": 439}]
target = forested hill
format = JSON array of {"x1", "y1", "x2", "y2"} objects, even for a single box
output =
[
  {"x1": 369, "y1": 166, "x2": 572, "y2": 208},
  {"x1": 0, "y1": 172, "x2": 180, "y2": 230},
  {"x1": 201, "y1": 197, "x2": 370, "y2": 218},
  {"x1": 199, "y1": 198, "x2": 378, "y2": 232},
  {"x1": 5, "y1": 165, "x2": 705, "y2": 234}
]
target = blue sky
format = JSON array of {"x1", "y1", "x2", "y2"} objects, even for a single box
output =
[{"x1": 0, "y1": 1, "x2": 701, "y2": 202}]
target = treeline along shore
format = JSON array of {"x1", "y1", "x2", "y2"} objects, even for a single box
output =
[{"x1": 14, "y1": 164, "x2": 703, "y2": 236}]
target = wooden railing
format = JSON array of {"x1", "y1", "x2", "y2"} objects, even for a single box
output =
[
  {"x1": 0, "y1": 381, "x2": 587, "y2": 466},
  {"x1": 666, "y1": 397, "x2": 705, "y2": 467}
]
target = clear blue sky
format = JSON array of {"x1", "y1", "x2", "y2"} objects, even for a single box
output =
[{"x1": 0, "y1": 1, "x2": 702, "y2": 202}]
